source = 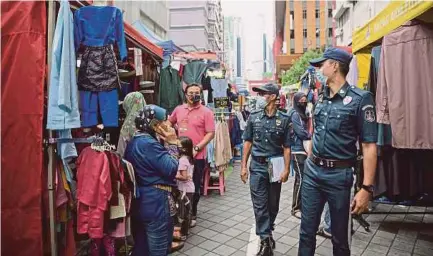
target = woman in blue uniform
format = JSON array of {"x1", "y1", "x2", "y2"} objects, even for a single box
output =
[{"x1": 124, "y1": 105, "x2": 181, "y2": 256}]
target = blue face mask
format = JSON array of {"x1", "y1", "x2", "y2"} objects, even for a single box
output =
[
  {"x1": 255, "y1": 96, "x2": 268, "y2": 109},
  {"x1": 315, "y1": 70, "x2": 328, "y2": 85}
]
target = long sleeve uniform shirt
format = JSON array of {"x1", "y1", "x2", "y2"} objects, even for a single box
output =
[
  {"x1": 74, "y1": 6, "x2": 127, "y2": 61},
  {"x1": 124, "y1": 133, "x2": 178, "y2": 187}
]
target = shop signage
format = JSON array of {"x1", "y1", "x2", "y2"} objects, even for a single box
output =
[
  {"x1": 215, "y1": 97, "x2": 229, "y2": 108},
  {"x1": 353, "y1": 0, "x2": 433, "y2": 53}
]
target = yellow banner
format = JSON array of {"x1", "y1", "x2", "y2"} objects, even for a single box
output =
[{"x1": 352, "y1": 0, "x2": 433, "y2": 53}]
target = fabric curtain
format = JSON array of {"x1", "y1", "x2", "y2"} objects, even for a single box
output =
[{"x1": 1, "y1": 2, "x2": 46, "y2": 256}]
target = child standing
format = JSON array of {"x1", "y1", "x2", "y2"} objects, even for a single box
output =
[{"x1": 173, "y1": 136, "x2": 195, "y2": 241}]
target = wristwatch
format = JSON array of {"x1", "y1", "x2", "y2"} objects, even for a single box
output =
[
  {"x1": 361, "y1": 184, "x2": 375, "y2": 194},
  {"x1": 194, "y1": 146, "x2": 200, "y2": 152}
]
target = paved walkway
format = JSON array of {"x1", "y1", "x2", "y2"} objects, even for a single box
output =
[{"x1": 172, "y1": 163, "x2": 433, "y2": 256}]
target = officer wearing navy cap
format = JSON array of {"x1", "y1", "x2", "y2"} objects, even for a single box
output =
[
  {"x1": 241, "y1": 83, "x2": 292, "y2": 256},
  {"x1": 298, "y1": 48, "x2": 378, "y2": 256}
]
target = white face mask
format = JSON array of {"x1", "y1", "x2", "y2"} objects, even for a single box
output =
[
  {"x1": 315, "y1": 69, "x2": 328, "y2": 85},
  {"x1": 255, "y1": 96, "x2": 268, "y2": 109}
]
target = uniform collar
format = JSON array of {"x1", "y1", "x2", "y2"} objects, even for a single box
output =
[
  {"x1": 260, "y1": 108, "x2": 279, "y2": 119},
  {"x1": 324, "y1": 82, "x2": 350, "y2": 99}
]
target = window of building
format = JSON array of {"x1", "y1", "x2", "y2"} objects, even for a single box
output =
[
  {"x1": 290, "y1": 49, "x2": 295, "y2": 54},
  {"x1": 315, "y1": 9, "x2": 320, "y2": 19},
  {"x1": 328, "y1": 28, "x2": 333, "y2": 37},
  {"x1": 303, "y1": 10, "x2": 307, "y2": 19},
  {"x1": 290, "y1": 30, "x2": 294, "y2": 39},
  {"x1": 303, "y1": 29, "x2": 307, "y2": 38},
  {"x1": 328, "y1": 9, "x2": 333, "y2": 18},
  {"x1": 303, "y1": 48, "x2": 307, "y2": 53},
  {"x1": 316, "y1": 28, "x2": 320, "y2": 38}
]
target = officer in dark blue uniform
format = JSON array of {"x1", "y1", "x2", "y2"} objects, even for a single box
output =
[
  {"x1": 298, "y1": 48, "x2": 378, "y2": 256},
  {"x1": 241, "y1": 83, "x2": 292, "y2": 256}
]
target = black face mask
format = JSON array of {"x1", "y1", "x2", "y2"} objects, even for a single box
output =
[
  {"x1": 297, "y1": 102, "x2": 307, "y2": 110},
  {"x1": 190, "y1": 94, "x2": 201, "y2": 104}
]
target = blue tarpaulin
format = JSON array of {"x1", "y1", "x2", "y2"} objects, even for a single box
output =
[{"x1": 132, "y1": 20, "x2": 184, "y2": 67}]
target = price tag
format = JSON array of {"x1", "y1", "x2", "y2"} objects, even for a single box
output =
[{"x1": 214, "y1": 97, "x2": 229, "y2": 108}]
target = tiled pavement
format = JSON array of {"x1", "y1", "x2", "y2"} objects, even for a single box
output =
[{"x1": 171, "y1": 163, "x2": 433, "y2": 256}]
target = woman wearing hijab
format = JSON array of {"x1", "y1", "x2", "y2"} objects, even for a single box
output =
[
  {"x1": 124, "y1": 105, "x2": 182, "y2": 256},
  {"x1": 117, "y1": 92, "x2": 146, "y2": 157},
  {"x1": 288, "y1": 92, "x2": 311, "y2": 219}
]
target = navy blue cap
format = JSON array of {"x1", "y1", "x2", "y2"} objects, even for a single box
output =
[
  {"x1": 252, "y1": 83, "x2": 280, "y2": 95},
  {"x1": 309, "y1": 47, "x2": 353, "y2": 67}
]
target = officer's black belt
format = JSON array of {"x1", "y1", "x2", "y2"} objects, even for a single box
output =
[
  {"x1": 310, "y1": 155, "x2": 355, "y2": 169},
  {"x1": 252, "y1": 156, "x2": 269, "y2": 164}
]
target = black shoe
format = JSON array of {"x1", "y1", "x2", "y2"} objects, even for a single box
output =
[
  {"x1": 270, "y1": 236, "x2": 276, "y2": 249},
  {"x1": 256, "y1": 238, "x2": 273, "y2": 256}
]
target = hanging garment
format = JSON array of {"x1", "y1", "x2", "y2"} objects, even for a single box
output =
[
  {"x1": 214, "y1": 121, "x2": 232, "y2": 168},
  {"x1": 74, "y1": 5, "x2": 127, "y2": 61},
  {"x1": 77, "y1": 45, "x2": 120, "y2": 91},
  {"x1": 207, "y1": 140, "x2": 215, "y2": 168},
  {"x1": 117, "y1": 92, "x2": 146, "y2": 157},
  {"x1": 230, "y1": 115, "x2": 242, "y2": 147},
  {"x1": 235, "y1": 111, "x2": 247, "y2": 131},
  {"x1": 376, "y1": 21, "x2": 433, "y2": 149},
  {"x1": 202, "y1": 75, "x2": 214, "y2": 103},
  {"x1": 157, "y1": 66, "x2": 184, "y2": 114},
  {"x1": 134, "y1": 48, "x2": 143, "y2": 76},
  {"x1": 346, "y1": 55, "x2": 359, "y2": 86},
  {"x1": 211, "y1": 77, "x2": 228, "y2": 98},
  {"x1": 183, "y1": 60, "x2": 207, "y2": 85},
  {"x1": 369, "y1": 46, "x2": 392, "y2": 147},
  {"x1": 47, "y1": 0, "x2": 81, "y2": 130},
  {"x1": 76, "y1": 147, "x2": 112, "y2": 239},
  {"x1": 79, "y1": 89, "x2": 119, "y2": 127}
]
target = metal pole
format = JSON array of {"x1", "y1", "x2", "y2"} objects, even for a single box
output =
[{"x1": 46, "y1": 1, "x2": 58, "y2": 256}]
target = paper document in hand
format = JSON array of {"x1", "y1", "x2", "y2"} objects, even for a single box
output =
[{"x1": 270, "y1": 157, "x2": 285, "y2": 182}]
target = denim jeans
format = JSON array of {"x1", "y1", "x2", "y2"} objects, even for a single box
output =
[
  {"x1": 299, "y1": 158, "x2": 353, "y2": 256},
  {"x1": 132, "y1": 186, "x2": 173, "y2": 256},
  {"x1": 192, "y1": 159, "x2": 206, "y2": 217},
  {"x1": 249, "y1": 159, "x2": 282, "y2": 240}
]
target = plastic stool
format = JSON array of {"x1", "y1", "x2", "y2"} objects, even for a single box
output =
[{"x1": 203, "y1": 166, "x2": 225, "y2": 196}]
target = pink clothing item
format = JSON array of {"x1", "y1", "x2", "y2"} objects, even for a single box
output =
[
  {"x1": 169, "y1": 104, "x2": 215, "y2": 159},
  {"x1": 177, "y1": 156, "x2": 195, "y2": 193},
  {"x1": 76, "y1": 147, "x2": 112, "y2": 238}
]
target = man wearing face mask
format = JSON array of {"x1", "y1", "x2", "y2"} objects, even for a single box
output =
[
  {"x1": 298, "y1": 48, "x2": 378, "y2": 256},
  {"x1": 168, "y1": 84, "x2": 215, "y2": 227},
  {"x1": 241, "y1": 83, "x2": 292, "y2": 256}
]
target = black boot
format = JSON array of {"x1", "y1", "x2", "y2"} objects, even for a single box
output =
[
  {"x1": 270, "y1": 236, "x2": 276, "y2": 249},
  {"x1": 256, "y1": 238, "x2": 273, "y2": 256}
]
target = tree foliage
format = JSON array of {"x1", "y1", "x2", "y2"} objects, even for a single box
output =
[
  {"x1": 263, "y1": 72, "x2": 273, "y2": 79},
  {"x1": 281, "y1": 49, "x2": 323, "y2": 86}
]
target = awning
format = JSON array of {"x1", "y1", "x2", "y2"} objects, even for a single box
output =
[
  {"x1": 352, "y1": 1, "x2": 433, "y2": 53},
  {"x1": 72, "y1": 1, "x2": 163, "y2": 59},
  {"x1": 173, "y1": 51, "x2": 218, "y2": 60},
  {"x1": 124, "y1": 22, "x2": 163, "y2": 59}
]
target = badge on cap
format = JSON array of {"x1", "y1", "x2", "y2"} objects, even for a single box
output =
[{"x1": 343, "y1": 96, "x2": 352, "y2": 105}]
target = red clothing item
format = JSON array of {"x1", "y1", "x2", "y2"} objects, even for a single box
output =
[{"x1": 76, "y1": 147, "x2": 112, "y2": 238}]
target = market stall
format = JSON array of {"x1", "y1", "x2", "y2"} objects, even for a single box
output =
[
  {"x1": 351, "y1": 1, "x2": 433, "y2": 228},
  {"x1": 1, "y1": 1, "x2": 164, "y2": 255}
]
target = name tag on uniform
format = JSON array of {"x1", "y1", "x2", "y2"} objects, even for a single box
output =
[{"x1": 276, "y1": 119, "x2": 281, "y2": 126}]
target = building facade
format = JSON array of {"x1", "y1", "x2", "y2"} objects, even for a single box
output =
[
  {"x1": 114, "y1": 0, "x2": 169, "y2": 40},
  {"x1": 223, "y1": 16, "x2": 245, "y2": 82},
  {"x1": 274, "y1": 0, "x2": 336, "y2": 74},
  {"x1": 334, "y1": 0, "x2": 389, "y2": 46},
  {"x1": 168, "y1": 0, "x2": 223, "y2": 52}
]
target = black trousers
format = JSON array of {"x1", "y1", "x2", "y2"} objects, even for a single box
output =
[
  {"x1": 292, "y1": 154, "x2": 307, "y2": 214},
  {"x1": 192, "y1": 159, "x2": 206, "y2": 217}
]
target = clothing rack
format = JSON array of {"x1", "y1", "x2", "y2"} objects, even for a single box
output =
[{"x1": 353, "y1": 156, "x2": 433, "y2": 232}]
